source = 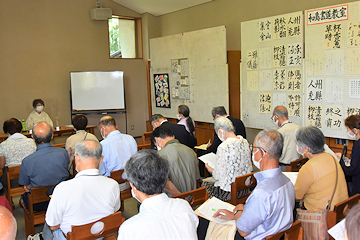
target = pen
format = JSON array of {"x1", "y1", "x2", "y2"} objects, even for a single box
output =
[{"x1": 212, "y1": 208, "x2": 226, "y2": 216}]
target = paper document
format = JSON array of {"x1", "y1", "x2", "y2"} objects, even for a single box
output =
[
  {"x1": 197, "y1": 197, "x2": 236, "y2": 225},
  {"x1": 328, "y1": 219, "x2": 345, "y2": 240},
  {"x1": 194, "y1": 139, "x2": 211, "y2": 150},
  {"x1": 282, "y1": 172, "x2": 298, "y2": 186},
  {"x1": 198, "y1": 153, "x2": 217, "y2": 169}
]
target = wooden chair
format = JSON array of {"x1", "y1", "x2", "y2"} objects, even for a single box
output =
[
  {"x1": 53, "y1": 143, "x2": 66, "y2": 148},
  {"x1": 265, "y1": 220, "x2": 303, "y2": 240},
  {"x1": 66, "y1": 211, "x2": 125, "y2": 240},
  {"x1": 110, "y1": 169, "x2": 132, "y2": 211},
  {"x1": 5, "y1": 165, "x2": 25, "y2": 209},
  {"x1": 230, "y1": 172, "x2": 257, "y2": 205},
  {"x1": 327, "y1": 193, "x2": 360, "y2": 230},
  {"x1": 137, "y1": 131, "x2": 152, "y2": 150},
  {"x1": 171, "y1": 187, "x2": 208, "y2": 207},
  {"x1": 20, "y1": 185, "x2": 54, "y2": 236},
  {"x1": 285, "y1": 157, "x2": 309, "y2": 172}
]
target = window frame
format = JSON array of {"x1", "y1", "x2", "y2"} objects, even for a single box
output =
[{"x1": 108, "y1": 15, "x2": 143, "y2": 59}]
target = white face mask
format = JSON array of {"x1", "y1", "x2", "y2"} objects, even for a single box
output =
[
  {"x1": 252, "y1": 149, "x2": 262, "y2": 169},
  {"x1": 273, "y1": 116, "x2": 279, "y2": 127},
  {"x1": 296, "y1": 145, "x2": 304, "y2": 156},
  {"x1": 218, "y1": 129, "x2": 225, "y2": 142},
  {"x1": 176, "y1": 114, "x2": 181, "y2": 120},
  {"x1": 347, "y1": 131, "x2": 357, "y2": 140},
  {"x1": 36, "y1": 105, "x2": 44, "y2": 112},
  {"x1": 131, "y1": 188, "x2": 141, "y2": 203},
  {"x1": 100, "y1": 128, "x2": 106, "y2": 139}
]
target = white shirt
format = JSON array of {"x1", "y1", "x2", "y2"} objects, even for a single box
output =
[
  {"x1": 0, "y1": 133, "x2": 36, "y2": 167},
  {"x1": 45, "y1": 169, "x2": 120, "y2": 235},
  {"x1": 118, "y1": 193, "x2": 199, "y2": 240},
  {"x1": 99, "y1": 130, "x2": 137, "y2": 177}
]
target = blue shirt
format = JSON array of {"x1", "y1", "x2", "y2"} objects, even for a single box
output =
[
  {"x1": 99, "y1": 130, "x2": 137, "y2": 177},
  {"x1": 236, "y1": 167, "x2": 295, "y2": 240},
  {"x1": 18, "y1": 143, "x2": 69, "y2": 188}
]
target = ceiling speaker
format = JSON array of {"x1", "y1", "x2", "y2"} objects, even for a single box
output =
[{"x1": 90, "y1": 8, "x2": 112, "y2": 20}]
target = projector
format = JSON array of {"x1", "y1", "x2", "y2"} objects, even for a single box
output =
[{"x1": 90, "y1": 8, "x2": 112, "y2": 20}]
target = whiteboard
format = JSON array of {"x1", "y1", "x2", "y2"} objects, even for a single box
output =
[
  {"x1": 240, "y1": 11, "x2": 304, "y2": 130},
  {"x1": 150, "y1": 26, "x2": 228, "y2": 123},
  {"x1": 70, "y1": 71, "x2": 125, "y2": 111},
  {"x1": 305, "y1": 1, "x2": 360, "y2": 139}
]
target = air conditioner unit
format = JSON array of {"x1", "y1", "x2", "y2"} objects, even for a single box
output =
[{"x1": 90, "y1": 8, "x2": 112, "y2": 20}]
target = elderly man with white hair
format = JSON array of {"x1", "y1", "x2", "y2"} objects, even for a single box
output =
[
  {"x1": 42, "y1": 140, "x2": 120, "y2": 240},
  {"x1": 209, "y1": 130, "x2": 295, "y2": 240},
  {"x1": 203, "y1": 116, "x2": 252, "y2": 202},
  {"x1": 118, "y1": 150, "x2": 199, "y2": 239}
]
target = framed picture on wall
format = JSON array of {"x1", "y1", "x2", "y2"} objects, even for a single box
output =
[{"x1": 154, "y1": 73, "x2": 171, "y2": 108}]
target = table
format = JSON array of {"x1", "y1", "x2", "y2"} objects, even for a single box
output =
[{"x1": 0, "y1": 125, "x2": 96, "y2": 143}]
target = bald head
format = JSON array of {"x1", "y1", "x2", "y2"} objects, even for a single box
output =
[
  {"x1": 272, "y1": 106, "x2": 288, "y2": 119},
  {"x1": 32, "y1": 122, "x2": 53, "y2": 144},
  {"x1": 99, "y1": 116, "x2": 117, "y2": 138},
  {"x1": 0, "y1": 205, "x2": 17, "y2": 240}
]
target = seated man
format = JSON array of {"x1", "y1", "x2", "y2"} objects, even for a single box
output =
[
  {"x1": 149, "y1": 114, "x2": 197, "y2": 150},
  {"x1": 65, "y1": 115, "x2": 98, "y2": 170},
  {"x1": 98, "y1": 116, "x2": 137, "y2": 180},
  {"x1": 208, "y1": 130, "x2": 295, "y2": 240},
  {"x1": 198, "y1": 106, "x2": 246, "y2": 176},
  {"x1": 0, "y1": 118, "x2": 36, "y2": 190},
  {"x1": 18, "y1": 122, "x2": 69, "y2": 210},
  {"x1": 153, "y1": 125, "x2": 199, "y2": 195},
  {"x1": 118, "y1": 150, "x2": 199, "y2": 239},
  {"x1": 0, "y1": 205, "x2": 17, "y2": 240},
  {"x1": 43, "y1": 140, "x2": 120, "y2": 240},
  {"x1": 271, "y1": 106, "x2": 301, "y2": 171}
]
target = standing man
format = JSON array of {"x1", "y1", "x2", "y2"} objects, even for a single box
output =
[
  {"x1": 198, "y1": 106, "x2": 246, "y2": 177},
  {"x1": 18, "y1": 122, "x2": 69, "y2": 211},
  {"x1": 210, "y1": 130, "x2": 295, "y2": 240},
  {"x1": 43, "y1": 140, "x2": 120, "y2": 240},
  {"x1": 98, "y1": 116, "x2": 137, "y2": 181},
  {"x1": 153, "y1": 125, "x2": 199, "y2": 195},
  {"x1": 149, "y1": 114, "x2": 197, "y2": 150},
  {"x1": 271, "y1": 106, "x2": 301, "y2": 171}
]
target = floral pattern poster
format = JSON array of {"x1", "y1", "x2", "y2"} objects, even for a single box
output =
[{"x1": 154, "y1": 73, "x2": 171, "y2": 108}]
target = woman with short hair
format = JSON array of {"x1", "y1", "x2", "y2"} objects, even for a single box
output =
[
  {"x1": 202, "y1": 116, "x2": 252, "y2": 201},
  {"x1": 335, "y1": 115, "x2": 360, "y2": 196},
  {"x1": 26, "y1": 99, "x2": 53, "y2": 130},
  {"x1": 294, "y1": 126, "x2": 348, "y2": 211}
]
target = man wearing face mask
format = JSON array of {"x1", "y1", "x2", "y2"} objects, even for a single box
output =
[
  {"x1": 208, "y1": 130, "x2": 295, "y2": 240},
  {"x1": 26, "y1": 99, "x2": 54, "y2": 130},
  {"x1": 271, "y1": 106, "x2": 301, "y2": 171},
  {"x1": 42, "y1": 140, "x2": 120, "y2": 240},
  {"x1": 118, "y1": 150, "x2": 199, "y2": 240},
  {"x1": 98, "y1": 116, "x2": 137, "y2": 182},
  {"x1": 153, "y1": 125, "x2": 199, "y2": 195}
]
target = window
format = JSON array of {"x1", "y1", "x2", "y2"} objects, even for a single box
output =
[{"x1": 108, "y1": 16, "x2": 142, "y2": 59}]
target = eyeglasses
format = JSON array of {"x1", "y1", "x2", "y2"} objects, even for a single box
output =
[
  {"x1": 271, "y1": 115, "x2": 277, "y2": 121},
  {"x1": 250, "y1": 145, "x2": 267, "y2": 154}
]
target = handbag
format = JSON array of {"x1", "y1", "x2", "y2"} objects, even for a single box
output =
[{"x1": 296, "y1": 156, "x2": 338, "y2": 240}]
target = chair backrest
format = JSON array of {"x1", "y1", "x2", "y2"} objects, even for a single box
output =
[
  {"x1": 171, "y1": 187, "x2": 208, "y2": 207},
  {"x1": 230, "y1": 172, "x2": 257, "y2": 205},
  {"x1": 327, "y1": 193, "x2": 360, "y2": 229},
  {"x1": 265, "y1": 220, "x2": 303, "y2": 240},
  {"x1": 285, "y1": 157, "x2": 309, "y2": 172},
  {"x1": 53, "y1": 143, "x2": 66, "y2": 148},
  {"x1": 7, "y1": 165, "x2": 21, "y2": 181},
  {"x1": 141, "y1": 131, "x2": 152, "y2": 144},
  {"x1": 66, "y1": 211, "x2": 125, "y2": 240},
  {"x1": 110, "y1": 169, "x2": 127, "y2": 184},
  {"x1": 29, "y1": 186, "x2": 54, "y2": 205}
]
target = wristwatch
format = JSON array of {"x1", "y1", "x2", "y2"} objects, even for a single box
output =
[{"x1": 234, "y1": 209, "x2": 243, "y2": 215}]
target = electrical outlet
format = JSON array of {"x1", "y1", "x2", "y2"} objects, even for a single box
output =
[{"x1": 131, "y1": 125, "x2": 134, "y2": 130}]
